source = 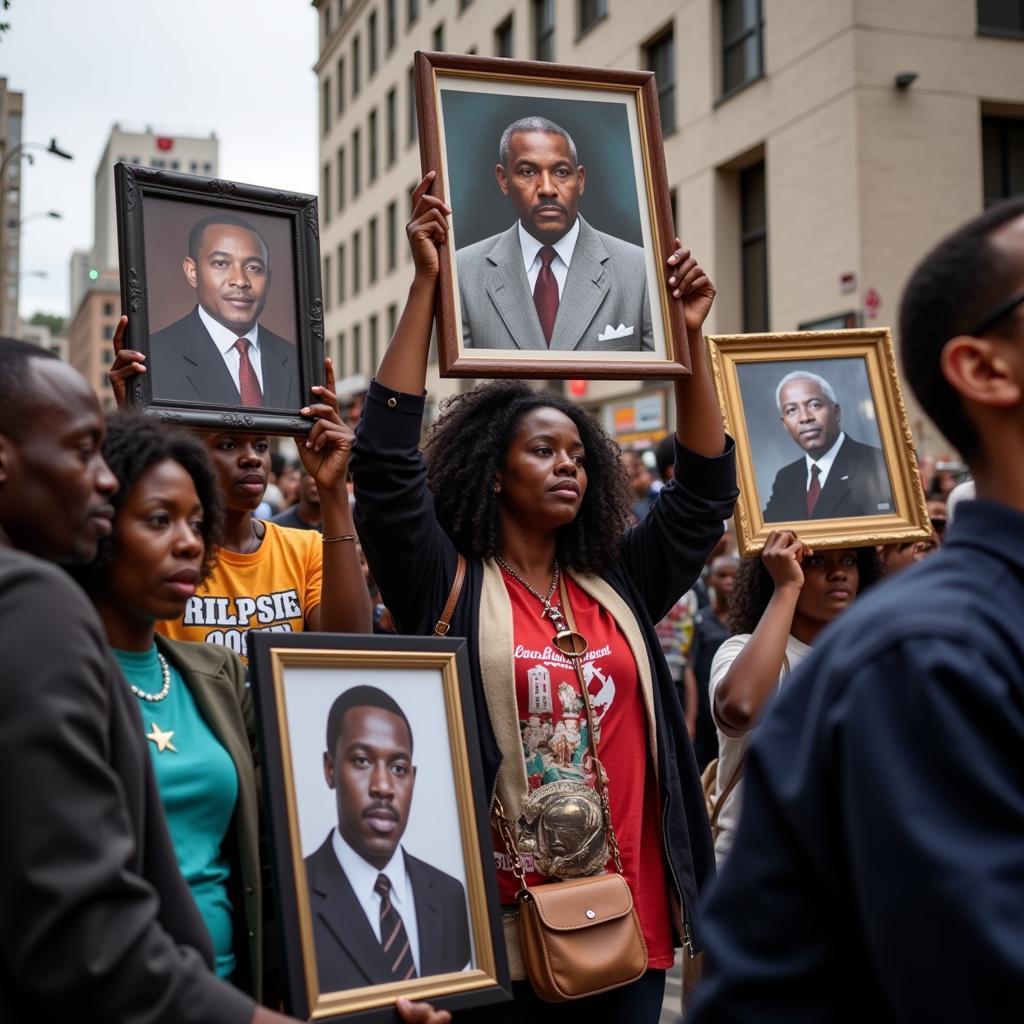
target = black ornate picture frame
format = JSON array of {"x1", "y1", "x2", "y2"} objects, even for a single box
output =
[{"x1": 114, "y1": 163, "x2": 324, "y2": 434}]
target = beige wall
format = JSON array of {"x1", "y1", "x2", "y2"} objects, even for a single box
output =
[
  {"x1": 67, "y1": 282, "x2": 120, "y2": 412},
  {"x1": 315, "y1": 0, "x2": 1024, "y2": 453}
]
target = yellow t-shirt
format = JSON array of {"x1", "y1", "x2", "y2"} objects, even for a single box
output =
[{"x1": 156, "y1": 521, "x2": 322, "y2": 664}]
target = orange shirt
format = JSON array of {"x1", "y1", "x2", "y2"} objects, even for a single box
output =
[{"x1": 156, "y1": 521, "x2": 322, "y2": 665}]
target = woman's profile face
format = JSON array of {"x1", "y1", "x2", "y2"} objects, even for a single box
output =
[
  {"x1": 103, "y1": 459, "x2": 206, "y2": 624},
  {"x1": 496, "y1": 407, "x2": 588, "y2": 531},
  {"x1": 796, "y1": 548, "x2": 859, "y2": 623}
]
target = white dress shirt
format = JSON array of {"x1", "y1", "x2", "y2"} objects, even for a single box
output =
[
  {"x1": 197, "y1": 305, "x2": 264, "y2": 394},
  {"x1": 331, "y1": 827, "x2": 420, "y2": 973},
  {"x1": 518, "y1": 218, "x2": 580, "y2": 299},
  {"x1": 805, "y1": 431, "x2": 847, "y2": 490}
]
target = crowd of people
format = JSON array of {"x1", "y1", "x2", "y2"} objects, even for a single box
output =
[{"x1": 1, "y1": 172, "x2": 1022, "y2": 1024}]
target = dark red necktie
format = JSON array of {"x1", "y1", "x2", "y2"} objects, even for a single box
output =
[
  {"x1": 533, "y1": 245, "x2": 559, "y2": 347},
  {"x1": 806, "y1": 464, "x2": 822, "y2": 516},
  {"x1": 233, "y1": 338, "x2": 264, "y2": 407}
]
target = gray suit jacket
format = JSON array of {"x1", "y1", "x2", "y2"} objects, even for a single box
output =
[{"x1": 455, "y1": 216, "x2": 653, "y2": 351}]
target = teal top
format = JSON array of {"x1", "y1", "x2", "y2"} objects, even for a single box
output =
[{"x1": 114, "y1": 645, "x2": 239, "y2": 980}]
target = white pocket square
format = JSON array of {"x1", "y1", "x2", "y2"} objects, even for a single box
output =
[{"x1": 597, "y1": 323, "x2": 634, "y2": 341}]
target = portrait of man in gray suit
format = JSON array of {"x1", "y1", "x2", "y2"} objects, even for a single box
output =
[{"x1": 455, "y1": 116, "x2": 653, "y2": 352}]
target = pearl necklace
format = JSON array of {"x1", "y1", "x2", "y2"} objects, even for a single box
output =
[
  {"x1": 130, "y1": 652, "x2": 172, "y2": 703},
  {"x1": 495, "y1": 557, "x2": 589, "y2": 656}
]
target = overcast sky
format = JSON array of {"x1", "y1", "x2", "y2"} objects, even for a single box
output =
[{"x1": 4, "y1": 0, "x2": 318, "y2": 320}]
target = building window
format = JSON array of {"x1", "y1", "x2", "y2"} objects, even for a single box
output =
[
  {"x1": 336, "y1": 57, "x2": 345, "y2": 116},
  {"x1": 353, "y1": 230, "x2": 362, "y2": 295},
  {"x1": 578, "y1": 0, "x2": 606, "y2": 37},
  {"x1": 407, "y1": 65, "x2": 418, "y2": 146},
  {"x1": 459, "y1": 0, "x2": 474, "y2": 11},
  {"x1": 322, "y1": 162, "x2": 332, "y2": 223},
  {"x1": 323, "y1": 3, "x2": 332, "y2": 39},
  {"x1": 324, "y1": 253, "x2": 332, "y2": 309},
  {"x1": 352, "y1": 128, "x2": 362, "y2": 196},
  {"x1": 978, "y1": 0, "x2": 1024, "y2": 35},
  {"x1": 387, "y1": 301, "x2": 398, "y2": 338},
  {"x1": 353, "y1": 322, "x2": 362, "y2": 375},
  {"x1": 408, "y1": 0, "x2": 419, "y2": 28},
  {"x1": 740, "y1": 161, "x2": 768, "y2": 332},
  {"x1": 432, "y1": 22, "x2": 445, "y2": 51},
  {"x1": 103, "y1": 301, "x2": 114, "y2": 316},
  {"x1": 721, "y1": 0, "x2": 764, "y2": 98},
  {"x1": 338, "y1": 243, "x2": 347, "y2": 304},
  {"x1": 103, "y1": 324, "x2": 115, "y2": 341},
  {"x1": 369, "y1": 109, "x2": 379, "y2": 182},
  {"x1": 369, "y1": 9, "x2": 379, "y2": 75},
  {"x1": 369, "y1": 216, "x2": 379, "y2": 284},
  {"x1": 322, "y1": 78, "x2": 331, "y2": 135},
  {"x1": 386, "y1": 87, "x2": 398, "y2": 166},
  {"x1": 495, "y1": 15, "x2": 514, "y2": 57},
  {"x1": 982, "y1": 115, "x2": 1024, "y2": 206},
  {"x1": 669, "y1": 187, "x2": 678, "y2": 232},
  {"x1": 387, "y1": 0, "x2": 398, "y2": 51},
  {"x1": 534, "y1": 0, "x2": 555, "y2": 61},
  {"x1": 387, "y1": 200, "x2": 398, "y2": 272},
  {"x1": 337, "y1": 331, "x2": 347, "y2": 378},
  {"x1": 645, "y1": 26, "x2": 676, "y2": 135},
  {"x1": 369, "y1": 314, "x2": 380, "y2": 372},
  {"x1": 337, "y1": 145, "x2": 346, "y2": 210},
  {"x1": 352, "y1": 34, "x2": 361, "y2": 97}
]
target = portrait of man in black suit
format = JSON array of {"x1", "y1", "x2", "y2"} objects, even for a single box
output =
[
  {"x1": 762, "y1": 370, "x2": 894, "y2": 522},
  {"x1": 305, "y1": 685, "x2": 472, "y2": 991},
  {"x1": 149, "y1": 213, "x2": 302, "y2": 409}
]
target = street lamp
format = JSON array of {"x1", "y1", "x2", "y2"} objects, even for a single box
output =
[
  {"x1": 19, "y1": 270, "x2": 49, "y2": 279},
  {"x1": 14, "y1": 210, "x2": 63, "y2": 230}
]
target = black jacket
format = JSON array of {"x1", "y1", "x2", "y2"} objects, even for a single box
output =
[
  {"x1": 0, "y1": 547, "x2": 254, "y2": 1024},
  {"x1": 150, "y1": 306, "x2": 301, "y2": 409},
  {"x1": 763, "y1": 435, "x2": 893, "y2": 523},
  {"x1": 351, "y1": 381, "x2": 738, "y2": 950},
  {"x1": 305, "y1": 834, "x2": 471, "y2": 990}
]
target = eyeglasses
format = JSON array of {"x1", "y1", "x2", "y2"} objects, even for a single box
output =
[{"x1": 968, "y1": 287, "x2": 1024, "y2": 337}]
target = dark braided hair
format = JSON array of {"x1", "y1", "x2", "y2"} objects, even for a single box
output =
[
  {"x1": 70, "y1": 413, "x2": 224, "y2": 595},
  {"x1": 423, "y1": 382, "x2": 633, "y2": 573},
  {"x1": 728, "y1": 546, "x2": 882, "y2": 635}
]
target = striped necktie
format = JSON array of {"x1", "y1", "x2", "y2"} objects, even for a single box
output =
[{"x1": 375, "y1": 873, "x2": 417, "y2": 980}]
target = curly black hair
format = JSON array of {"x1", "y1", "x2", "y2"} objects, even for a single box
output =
[
  {"x1": 728, "y1": 546, "x2": 882, "y2": 636},
  {"x1": 70, "y1": 413, "x2": 224, "y2": 596},
  {"x1": 423, "y1": 381, "x2": 633, "y2": 573}
]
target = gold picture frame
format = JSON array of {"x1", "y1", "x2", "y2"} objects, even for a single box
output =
[
  {"x1": 248, "y1": 633, "x2": 510, "y2": 1022},
  {"x1": 706, "y1": 328, "x2": 931, "y2": 556}
]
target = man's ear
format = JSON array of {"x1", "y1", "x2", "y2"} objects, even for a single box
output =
[
  {"x1": 183, "y1": 256, "x2": 198, "y2": 290},
  {"x1": 833, "y1": 403, "x2": 841, "y2": 422},
  {"x1": 495, "y1": 163, "x2": 509, "y2": 196},
  {"x1": 323, "y1": 751, "x2": 336, "y2": 789},
  {"x1": 941, "y1": 335, "x2": 1023, "y2": 409},
  {"x1": 0, "y1": 436, "x2": 11, "y2": 488},
  {"x1": 577, "y1": 164, "x2": 586, "y2": 196}
]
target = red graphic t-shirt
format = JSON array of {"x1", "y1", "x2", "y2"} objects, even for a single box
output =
[{"x1": 494, "y1": 572, "x2": 675, "y2": 969}]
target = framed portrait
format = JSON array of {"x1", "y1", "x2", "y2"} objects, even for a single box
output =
[
  {"x1": 707, "y1": 328, "x2": 931, "y2": 556},
  {"x1": 249, "y1": 632, "x2": 511, "y2": 1022},
  {"x1": 114, "y1": 163, "x2": 324, "y2": 434},
  {"x1": 414, "y1": 50, "x2": 689, "y2": 380}
]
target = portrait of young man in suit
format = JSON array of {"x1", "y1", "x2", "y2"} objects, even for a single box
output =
[
  {"x1": 762, "y1": 370, "x2": 894, "y2": 523},
  {"x1": 149, "y1": 213, "x2": 302, "y2": 409},
  {"x1": 305, "y1": 686, "x2": 472, "y2": 991},
  {"x1": 455, "y1": 116, "x2": 653, "y2": 352}
]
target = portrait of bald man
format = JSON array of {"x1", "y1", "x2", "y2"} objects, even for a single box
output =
[
  {"x1": 762, "y1": 370, "x2": 894, "y2": 523},
  {"x1": 455, "y1": 116, "x2": 653, "y2": 352},
  {"x1": 149, "y1": 212, "x2": 302, "y2": 409}
]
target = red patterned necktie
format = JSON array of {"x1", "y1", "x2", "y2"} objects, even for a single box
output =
[
  {"x1": 806, "y1": 464, "x2": 822, "y2": 516},
  {"x1": 533, "y1": 245, "x2": 559, "y2": 347},
  {"x1": 375, "y1": 873, "x2": 417, "y2": 981},
  {"x1": 233, "y1": 338, "x2": 264, "y2": 407}
]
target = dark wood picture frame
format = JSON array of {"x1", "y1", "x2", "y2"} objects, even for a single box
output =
[
  {"x1": 249, "y1": 632, "x2": 511, "y2": 1023},
  {"x1": 114, "y1": 163, "x2": 324, "y2": 434},
  {"x1": 414, "y1": 50, "x2": 690, "y2": 380}
]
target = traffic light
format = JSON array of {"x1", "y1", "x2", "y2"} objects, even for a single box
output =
[{"x1": 88, "y1": 268, "x2": 99, "y2": 281}]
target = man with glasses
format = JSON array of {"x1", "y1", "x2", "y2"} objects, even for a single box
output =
[{"x1": 688, "y1": 198, "x2": 1024, "y2": 1021}]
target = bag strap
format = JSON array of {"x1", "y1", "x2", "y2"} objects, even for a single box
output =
[
  {"x1": 709, "y1": 755, "x2": 745, "y2": 832},
  {"x1": 433, "y1": 554, "x2": 466, "y2": 636},
  {"x1": 558, "y1": 575, "x2": 624, "y2": 874}
]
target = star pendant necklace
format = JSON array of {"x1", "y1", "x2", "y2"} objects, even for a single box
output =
[
  {"x1": 130, "y1": 651, "x2": 178, "y2": 754},
  {"x1": 494, "y1": 556, "x2": 588, "y2": 657}
]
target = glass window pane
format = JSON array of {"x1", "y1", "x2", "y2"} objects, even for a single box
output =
[
  {"x1": 978, "y1": 0, "x2": 1023, "y2": 32},
  {"x1": 1008, "y1": 123, "x2": 1024, "y2": 196},
  {"x1": 723, "y1": 0, "x2": 744, "y2": 40},
  {"x1": 743, "y1": 237, "x2": 768, "y2": 332},
  {"x1": 723, "y1": 44, "x2": 745, "y2": 93},
  {"x1": 742, "y1": 163, "x2": 766, "y2": 231}
]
